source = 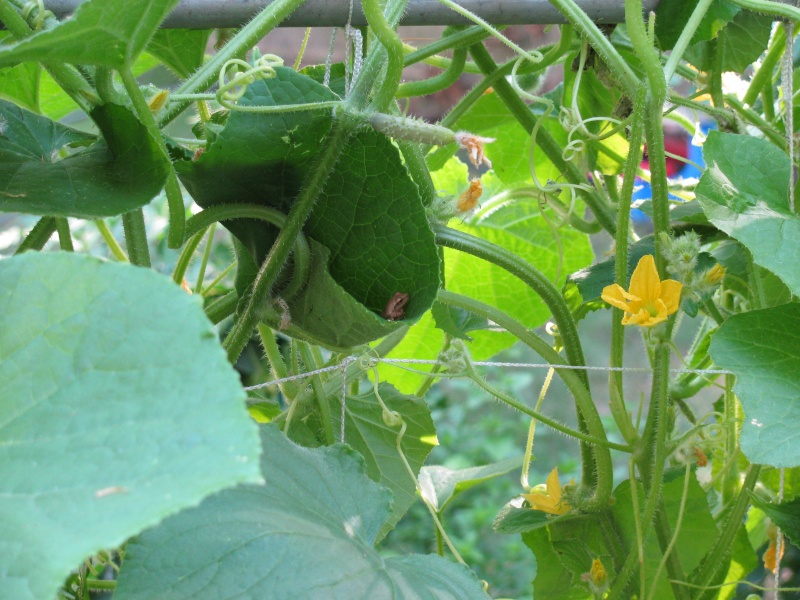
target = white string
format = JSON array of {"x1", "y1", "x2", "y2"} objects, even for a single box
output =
[
  {"x1": 244, "y1": 356, "x2": 733, "y2": 391},
  {"x1": 323, "y1": 28, "x2": 337, "y2": 88},
  {"x1": 340, "y1": 356, "x2": 354, "y2": 443}
]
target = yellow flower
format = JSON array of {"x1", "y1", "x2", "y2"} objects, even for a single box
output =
[
  {"x1": 522, "y1": 468, "x2": 571, "y2": 515},
  {"x1": 590, "y1": 558, "x2": 607, "y2": 588},
  {"x1": 601, "y1": 255, "x2": 682, "y2": 327},
  {"x1": 703, "y1": 263, "x2": 726, "y2": 285},
  {"x1": 582, "y1": 558, "x2": 609, "y2": 596}
]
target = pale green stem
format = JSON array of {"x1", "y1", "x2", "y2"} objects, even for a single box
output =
[
  {"x1": 663, "y1": 0, "x2": 714, "y2": 82},
  {"x1": 119, "y1": 66, "x2": 186, "y2": 249},
  {"x1": 194, "y1": 223, "x2": 216, "y2": 293},
  {"x1": 361, "y1": 0, "x2": 405, "y2": 111},
  {"x1": 94, "y1": 220, "x2": 128, "y2": 261}
]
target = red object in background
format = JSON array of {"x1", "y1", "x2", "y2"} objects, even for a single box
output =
[{"x1": 642, "y1": 134, "x2": 690, "y2": 177}]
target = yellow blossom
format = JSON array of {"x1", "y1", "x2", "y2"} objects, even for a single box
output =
[
  {"x1": 764, "y1": 524, "x2": 784, "y2": 573},
  {"x1": 601, "y1": 255, "x2": 682, "y2": 327},
  {"x1": 703, "y1": 263, "x2": 726, "y2": 285},
  {"x1": 582, "y1": 558, "x2": 609, "y2": 595},
  {"x1": 589, "y1": 558, "x2": 607, "y2": 588},
  {"x1": 522, "y1": 468, "x2": 571, "y2": 515}
]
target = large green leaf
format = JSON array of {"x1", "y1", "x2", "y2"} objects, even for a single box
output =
[
  {"x1": 146, "y1": 29, "x2": 211, "y2": 79},
  {"x1": 0, "y1": 253, "x2": 262, "y2": 600},
  {"x1": 695, "y1": 132, "x2": 800, "y2": 297},
  {"x1": 0, "y1": 0, "x2": 180, "y2": 68},
  {"x1": 0, "y1": 99, "x2": 169, "y2": 217},
  {"x1": 710, "y1": 303, "x2": 800, "y2": 467},
  {"x1": 684, "y1": 10, "x2": 772, "y2": 72},
  {"x1": 325, "y1": 382, "x2": 437, "y2": 540},
  {"x1": 655, "y1": 0, "x2": 739, "y2": 50},
  {"x1": 178, "y1": 67, "x2": 440, "y2": 347},
  {"x1": 115, "y1": 426, "x2": 488, "y2": 598}
]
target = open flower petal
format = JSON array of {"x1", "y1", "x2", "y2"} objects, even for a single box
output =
[
  {"x1": 659, "y1": 279, "x2": 683, "y2": 313},
  {"x1": 522, "y1": 467, "x2": 571, "y2": 515},
  {"x1": 601, "y1": 283, "x2": 633, "y2": 312},
  {"x1": 628, "y1": 254, "x2": 661, "y2": 302},
  {"x1": 602, "y1": 255, "x2": 683, "y2": 328}
]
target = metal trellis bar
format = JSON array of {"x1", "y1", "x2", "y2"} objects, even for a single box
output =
[{"x1": 44, "y1": 0, "x2": 662, "y2": 28}]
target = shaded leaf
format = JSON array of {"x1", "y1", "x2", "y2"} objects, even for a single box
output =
[
  {"x1": 420, "y1": 456, "x2": 523, "y2": 512},
  {"x1": 611, "y1": 470, "x2": 719, "y2": 599},
  {"x1": 710, "y1": 303, "x2": 800, "y2": 467},
  {"x1": 115, "y1": 426, "x2": 487, "y2": 599},
  {"x1": 0, "y1": 33, "x2": 39, "y2": 110},
  {"x1": 655, "y1": 0, "x2": 739, "y2": 50},
  {"x1": 431, "y1": 301, "x2": 490, "y2": 341},
  {"x1": 684, "y1": 11, "x2": 772, "y2": 72},
  {"x1": 751, "y1": 494, "x2": 800, "y2": 548},
  {"x1": 0, "y1": 99, "x2": 169, "y2": 217},
  {"x1": 147, "y1": 29, "x2": 211, "y2": 78},
  {"x1": 0, "y1": 253, "x2": 262, "y2": 600},
  {"x1": 494, "y1": 498, "x2": 573, "y2": 535},
  {"x1": 0, "y1": 0, "x2": 180, "y2": 68},
  {"x1": 326, "y1": 382, "x2": 437, "y2": 541}
]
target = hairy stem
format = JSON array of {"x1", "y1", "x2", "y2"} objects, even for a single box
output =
[{"x1": 223, "y1": 123, "x2": 350, "y2": 363}]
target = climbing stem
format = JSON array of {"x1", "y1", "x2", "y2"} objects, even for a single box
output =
[
  {"x1": 94, "y1": 220, "x2": 128, "y2": 261},
  {"x1": 205, "y1": 290, "x2": 238, "y2": 325},
  {"x1": 185, "y1": 203, "x2": 311, "y2": 301},
  {"x1": 743, "y1": 25, "x2": 786, "y2": 106},
  {"x1": 434, "y1": 225, "x2": 587, "y2": 380},
  {"x1": 298, "y1": 342, "x2": 335, "y2": 445},
  {"x1": 610, "y1": 332, "x2": 674, "y2": 596},
  {"x1": 439, "y1": 290, "x2": 614, "y2": 510},
  {"x1": 690, "y1": 464, "x2": 763, "y2": 591},
  {"x1": 222, "y1": 123, "x2": 351, "y2": 363},
  {"x1": 643, "y1": 102, "x2": 671, "y2": 273},
  {"x1": 361, "y1": 0, "x2": 405, "y2": 110},
  {"x1": 172, "y1": 228, "x2": 207, "y2": 285},
  {"x1": 119, "y1": 65, "x2": 185, "y2": 249},
  {"x1": 609, "y1": 85, "x2": 646, "y2": 446},
  {"x1": 121, "y1": 210, "x2": 151, "y2": 267},
  {"x1": 15, "y1": 217, "x2": 56, "y2": 254},
  {"x1": 435, "y1": 224, "x2": 596, "y2": 486},
  {"x1": 439, "y1": 33, "x2": 567, "y2": 130},
  {"x1": 729, "y1": 0, "x2": 800, "y2": 21},
  {"x1": 403, "y1": 25, "x2": 490, "y2": 67},
  {"x1": 626, "y1": 0, "x2": 666, "y2": 105},
  {"x1": 662, "y1": 0, "x2": 714, "y2": 82},
  {"x1": 467, "y1": 367, "x2": 629, "y2": 452},
  {"x1": 397, "y1": 46, "x2": 467, "y2": 98},
  {"x1": 55, "y1": 218, "x2": 73, "y2": 251}
]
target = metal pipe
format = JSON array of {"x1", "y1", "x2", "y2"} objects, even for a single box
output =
[{"x1": 44, "y1": 0, "x2": 661, "y2": 28}]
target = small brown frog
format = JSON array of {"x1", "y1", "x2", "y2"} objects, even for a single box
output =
[{"x1": 381, "y1": 292, "x2": 410, "y2": 321}]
